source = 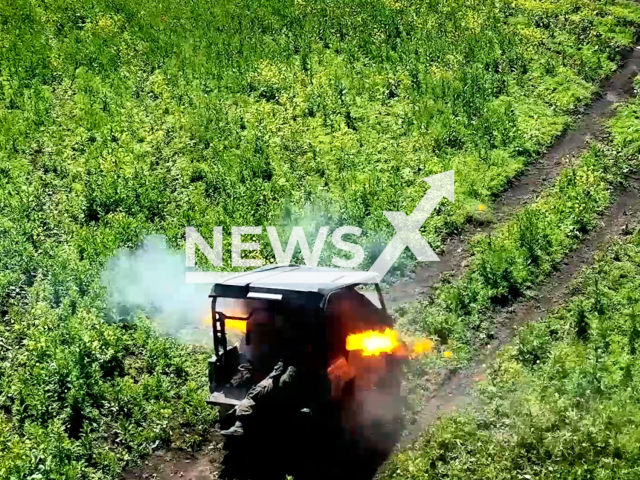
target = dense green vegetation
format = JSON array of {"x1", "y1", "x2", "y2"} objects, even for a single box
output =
[
  {"x1": 384, "y1": 230, "x2": 640, "y2": 479},
  {"x1": 399, "y1": 85, "x2": 640, "y2": 366},
  {"x1": 2, "y1": 0, "x2": 640, "y2": 477},
  {"x1": 384, "y1": 83, "x2": 640, "y2": 480},
  {"x1": 3, "y1": 0, "x2": 640, "y2": 270}
]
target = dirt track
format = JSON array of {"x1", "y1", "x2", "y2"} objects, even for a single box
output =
[
  {"x1": 395, "y1": 45, "x2": 640, "y2": 439},
  {"x1": 123, "y1": 436, "x2": 225, "y2": 480},
  {"x1": 403, "y1": 179, "x2": 640, "y2": 441},
  {"x1": 387, "y1": 46, "x2": 640, "y2": 305},
  {"x1": 123, "y1": 46, "x2": 640, "y2": 480}
]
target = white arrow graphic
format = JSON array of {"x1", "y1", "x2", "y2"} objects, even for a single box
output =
[{"x1": 369, "y1": 170, "x2": 454, "y2": 279}]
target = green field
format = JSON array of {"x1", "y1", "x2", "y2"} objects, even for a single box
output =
[
  {"x1": 385, "y1": 228, "x2": 640, "y2": 480},
  {"x1": 2, "y1": 0, "x2": 640, "y2": 477},
  {"x1": 384, "y1": 83, "x2": 640, "y2": 480},
  {"x1": 397, "y1": 88, "x2": 640, "y2": 366}
]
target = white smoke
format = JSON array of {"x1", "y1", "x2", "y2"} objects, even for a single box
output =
[{"x1": 101, "y1": 235, "x2": 212, "y2": 343}]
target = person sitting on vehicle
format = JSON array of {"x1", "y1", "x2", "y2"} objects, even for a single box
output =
[
  {"x1": 221, "y1": 302, "x2": 324, "y2": 436},
  {"x1": 220, "y1": 287, "x2": 386, "y2": 437}
]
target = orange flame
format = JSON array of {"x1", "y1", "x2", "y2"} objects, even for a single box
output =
[
  {"x1": 346, "y1": 328, "x2": 401, "y2": 356},
  {"x1": 346, "y1": 329, "x2": 437, "y2": 358},
  {"x1": 225, "y1": 319, "x2": 247, "y2": 334},
  {"x1": 202, "y1": 315, "x2": 247, "y2": 334},
  {"x1": 410, "y1": 338, "x2": 435, "y2": 357}
]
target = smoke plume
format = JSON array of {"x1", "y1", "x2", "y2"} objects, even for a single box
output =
[{"x1": 101, "y1": 235, "x2": 211, "y2": 343}]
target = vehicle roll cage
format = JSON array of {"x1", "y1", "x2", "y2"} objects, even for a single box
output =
[{"x1": 210, "y1": 282, "x2": 386, "y2": 360}]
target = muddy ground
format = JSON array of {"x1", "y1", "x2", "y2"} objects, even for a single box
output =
[{"x1": 123, "y1": 436, "x2": 225, "y2": 480}]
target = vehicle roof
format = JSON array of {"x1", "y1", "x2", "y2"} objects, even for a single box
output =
[{"x1": 208, "y1": 265, "x2": 379, "y2": 303}]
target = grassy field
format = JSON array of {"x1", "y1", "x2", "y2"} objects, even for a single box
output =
[
  {"x1": 384, "y1": 228, "x2": 640, "y2": 480},
  {"x1": 382, "y1": 77, "x2": 640, "y2": 479},
  {"x1": 2, "y1": 0, "x2": 640, "y2": 477},
  {"x1": 398, "y1": 83, "x2": 640, "y2": 366}
]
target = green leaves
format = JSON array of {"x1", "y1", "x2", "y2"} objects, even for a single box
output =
[
  {"x1": 384, "y1": 233, "x2": 640, "y2": 480},
  {"x1": 1, "y1": 0, "x2": 640, "y2": 477},
  {"x1": 0, "y1": 288, "x2": 217, "y2": 478}
]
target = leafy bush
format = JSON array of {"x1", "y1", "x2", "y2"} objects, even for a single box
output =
[
  {"x1": 384, "y1": 233, "x2": 640, "y2": 480},
  {"x1": 2, "y1": 0, "x2": 640, "y2": 477}
]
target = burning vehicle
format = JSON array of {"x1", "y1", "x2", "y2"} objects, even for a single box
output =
[{"x1": 205, "y1": 265, "x2": 407, "y2": 479}]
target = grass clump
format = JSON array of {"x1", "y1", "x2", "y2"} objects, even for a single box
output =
[
  {"x1": 400, "y1": 92, "x2": 640, "y2": 363},
  {"x1": 384, "y1": 231, "x2": 640, "y2": 480}
]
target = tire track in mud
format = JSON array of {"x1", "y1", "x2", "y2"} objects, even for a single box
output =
[
  {"x1": 388, "y1": 46, "x2": 640, "y2": 305},
  {"x1": 401, "y1": 178, "x2": 640, "y2": 443},
  {"x1": 123, "y1": 435, "x2": 225, "y2": 480}
]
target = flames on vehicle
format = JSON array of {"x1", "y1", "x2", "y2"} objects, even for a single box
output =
[
  {"x1": 346, "y1": 328, "x2": 435, "y2": 358},
  {"x1": 203, "y1": 312, "x2": 436, "y2": 358},
  {"x1": 203, "y1": 314, "x2": 247, "y2": 334},
  {"x1": 205, "y1": 315, "x2": 435, "y2": 359},
  {"x1": 346, "y1": 328, "x2": 400, "y2": 356}
]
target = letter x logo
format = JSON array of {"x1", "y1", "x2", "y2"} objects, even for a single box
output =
[{"x1": 369, "y1": 170, "x2": 454, "y2": 279}]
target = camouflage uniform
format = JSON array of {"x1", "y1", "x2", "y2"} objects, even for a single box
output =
[{"x1": 234, "y1": 360, "x2": 299, "y2": 418}]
